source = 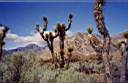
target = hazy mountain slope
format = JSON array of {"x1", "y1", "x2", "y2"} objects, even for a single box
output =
[{"x1": 4, "y1": 44, "x2": 46, "y2": 55}]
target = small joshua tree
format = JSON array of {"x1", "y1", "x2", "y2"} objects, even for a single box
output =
[
  {"x1": 124, "y1": 32, "x2": 128, "y2": 41},
  {"x1": 87, "y1": 27, "x2": 93, "y2": 34},
  {"x1": 87, "y1": 27, "x2": 101, "y2": 53},
  {"x1": 55, "y1": 14, "x2": 73, "y2": 68},
  {"x1": 94, "y1": 0, "x2": 112, "y2": 82},
  {"x1": 0, "y1": 24, "x2": 9, "y2": 60},
  {"x1": 120, "y1": 32, "x2": 128, "y2": 83},
  {"x1": 36, "y1": 17, "x2": 58, "y2": 67},
  {"x1": 66, "y1": 45, "x2": 74, "y2": 69},
  {"x1": 87, "y1": 27, "x2": 99, "y2": 45}
]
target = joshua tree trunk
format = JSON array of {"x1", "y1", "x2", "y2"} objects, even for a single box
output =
[
  {"x1": 0, "y1": 42, "x2": 4, "y2": 60},
  {"x1": 94, "y1": 0, "x2": 112, "y2": 83},
  {"x1": 0, "y1": 25, "x2": 9, "y2": 60},
  {"x1": 120, "y1": 52, "x2": 128, "y2": 83},
  {"x1": 120, "y1": 41, "x2": 128, "y2": 83},
  {"x1": 59, "y1": 40, "x2": 65, "y2": 68},
  {"x1": 50, "y1": 41, "x2": 58, "y2": 68},
  {"x1": 0, "y1": 47, "x2": 2, "y2": 60}
]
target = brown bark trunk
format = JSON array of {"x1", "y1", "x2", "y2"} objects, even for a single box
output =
[
  {"x1": 120, "y1": 52, "x2": 127, "y2": 83},
  {"x1": 94, "y1": 0, "x2": 112, "y2": 83},
  {"x1": 120, "y1": 42, "x2": 128, "y2": 83},
  {"x1": 59, "y1": 40, "x2": 65, "y2": 68},
  {"x1": 48, "y1": 40, "x2": 57, "y2": 68},
  {"x1": 0, "y1": 47, "x2": 2, "y2": 60},
  {"x1": 0, "y1": 42, "x2": 4, "y2": 60}
]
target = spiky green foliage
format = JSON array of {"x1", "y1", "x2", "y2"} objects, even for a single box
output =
[
  {"x1": 115, "y1": 41, "x2": 121, "y2": 49},
  {"x1": 123, "y1": 32, "x2": 128, "y2": 40},
  {"x1": 87, "y1": 27, "x2": 93, "y2": 34},
  {"x1": 68, "y1": 46, "x2": 74, "y2": 53},
  {"x1": 69, "y1": 14, "x2": 73, "y2": 19}
]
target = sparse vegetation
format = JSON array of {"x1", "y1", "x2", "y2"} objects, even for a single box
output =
[
  {"x1": 0, "y1": 51, "x2": 107, "y2": 83},
  {"x1": 1, "y1": 0, "x2": 128, "y2": 83}
]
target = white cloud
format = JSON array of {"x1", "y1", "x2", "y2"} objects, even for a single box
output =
[
  {"x1": 0, "y1": 26, "x2": 4, "y2": 29},
  {"x1": 5, "y1": 32, "x2": 44, "y2": 47},
  {"x1": 6, "y1": 33, "x2": 18, "y2": 40},
  {"x1": 5, "y1": 30, "x2": 74, "y2": 49},
  {"x1": 66, "y1": 30, "x2": 73, "y2": 37}
]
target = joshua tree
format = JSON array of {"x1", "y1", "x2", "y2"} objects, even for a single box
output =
[
  {"x1": 66, "y1": 46, "x2": 74, "y2": 69},
  {"x1": 0, "y1": 24, "x2": 9, "y2": 60},
  {"x1": 36, "y1": 17, "x2": 58, "y2": 67},
  {"x1": 55, "y1": 14, "x2": 73, "y2": 68},
  {"x1": 94, "y1": 0, "x2": 112, "y2": 82},
  {"x1": 120, "y1": 32, "x2": 128, "y2": 83},
  {"x1": 87, "y1": 27, "x2": 101, "y2": 53},
  {"x1": 87, "y1": 27, "x2": 100, "y2": 45}
]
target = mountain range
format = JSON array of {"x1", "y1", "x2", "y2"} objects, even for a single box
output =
[
  {"x1": 4, "y1": 32, "x2": 127, "y2": 57},
  {"x1": 4, "y1": 44, "x2": 47, "y2": 55}
]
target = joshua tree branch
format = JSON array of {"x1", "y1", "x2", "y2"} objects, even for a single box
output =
[
  {"x1": 65, "y1": 14, "x2": 73, "y2": 31},
  {"x1": 65, "y1": 20, "x2": 72, "y2": 31}
]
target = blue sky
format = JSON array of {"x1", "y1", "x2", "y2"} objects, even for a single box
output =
[{"x1": 0, "y1": 2, "x2": 128, "y2": 49}]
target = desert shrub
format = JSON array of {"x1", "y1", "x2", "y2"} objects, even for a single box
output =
[
  {"x1": 75, "y1": 61, "x2": 104, "y2": 74},
  {"x1": 55, "y1": 67, "x2": 102, "y2": 83},
  {"x1": 0, "y1": 51, "x2": 38, "y2": 83},
  {"x1": 0, "y1": 52, "x2": 24, "y2": 83},
  {"x1": 0, "y1": 51, "x2": 106, "y2": 83}
]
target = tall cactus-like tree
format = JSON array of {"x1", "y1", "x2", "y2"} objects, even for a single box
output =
[
  {"x1": 94, "y1": 0, "x2": 112, "y2": 83},
  {"x1": 0, "y1": 24, "x2": 9, "y2": 60},
  {"x1": 55, "y1": 14, "x2": 73, "y2": 68},
  {"x1": 36, "y1": 17, "x2": 58, "y2": 67},
  {"x1": 120, "y1": 32, "x2": 128, "y2": 83}
]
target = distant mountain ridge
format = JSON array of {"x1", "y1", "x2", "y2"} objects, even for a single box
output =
[
  {"x1": 4, "y1": 44, "x2": 46, "y2": 55},
  {"x1": 4, "y1": 31, "x2": 127, "y2": 56}
]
